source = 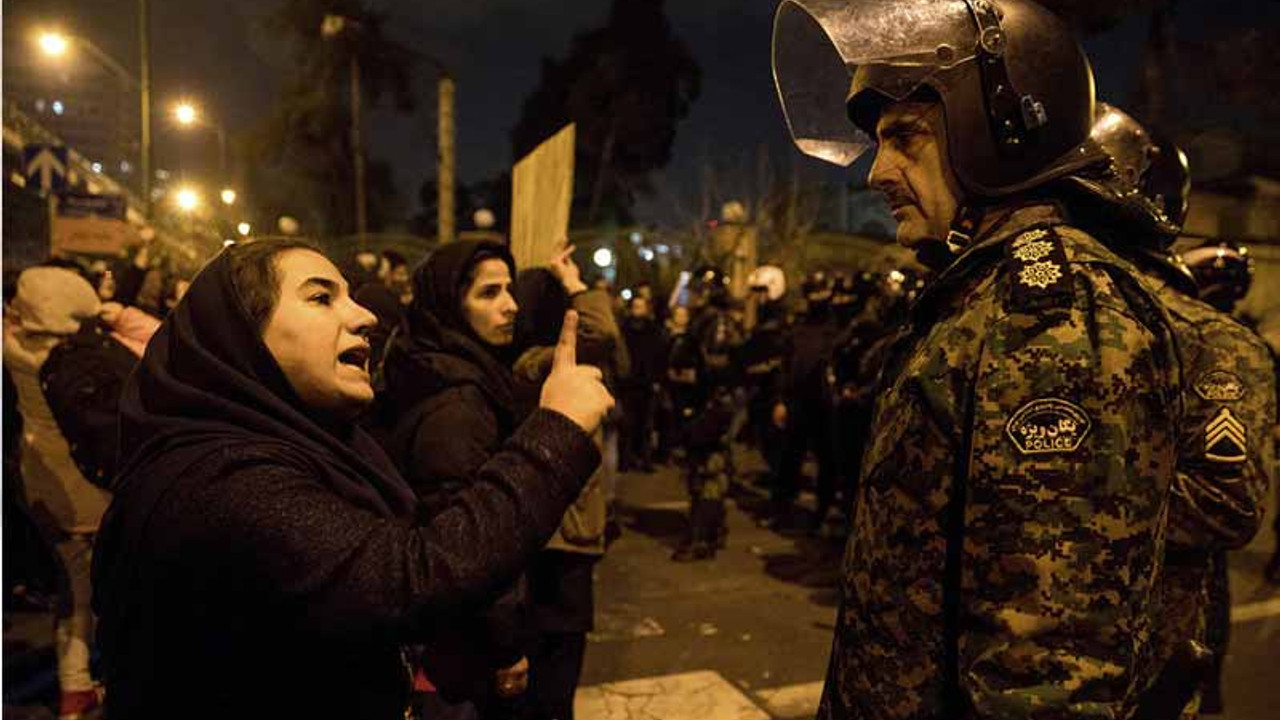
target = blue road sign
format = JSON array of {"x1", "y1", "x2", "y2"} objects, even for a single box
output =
[{"x1": 23, "y1": 144, "x2": 68, "y2": 192}]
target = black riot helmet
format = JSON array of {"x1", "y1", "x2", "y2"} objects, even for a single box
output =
[
  {"x1": 689, "y1": 264, "x2": 731, "y2": 309},
  {"x1": 1182, "y1": 242, "x2": 1253, "y2": 313},
  {"x1": 1072, "y1": 103, "x2": 1186, "y2": 245},
  {"x1": 773, "y1": 0, "x2": 1106, "y2": 199},
  {"x1": 1146, "y1": 138, "x2": 1191, "y2": 229},
  {"x1": 802, "y1": 270, "x2": 833, "y2": 300}
]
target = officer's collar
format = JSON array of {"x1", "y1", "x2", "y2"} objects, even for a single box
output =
[{"x1": 907, "y1": 200, "x2": 1070, "y2": 322}]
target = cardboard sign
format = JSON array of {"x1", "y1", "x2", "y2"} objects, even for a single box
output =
[
  {"x1": 52, "y1": 192, "x2": 136, "y2": 255},
  {"x1": 510, "y1": 124, "x2": 575, "y2": 270}
]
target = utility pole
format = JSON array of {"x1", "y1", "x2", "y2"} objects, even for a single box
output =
[
  {"x1": 350, "y1": 54, "x2": 368, "y2": 248},
  {"x1": 139, "y1": 0, "x2": 152, "y2": 219},
  {"x1": 437, "y1": 73, "x2": 455, "y2": 243}
]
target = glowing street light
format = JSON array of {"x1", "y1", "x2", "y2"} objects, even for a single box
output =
[
  {"x1": 174, "y1": 187, "x2": 201, "y2": 212},
  {"x1": 173, "y1": 102, "x2": 198, "y2": 125},
  {"x1": 38, "y1": 32, "x2": 69, "y2": 57},
  {"x1": 33, "y1": 26, "x2": 153, "y2": 218},
  {"x1": 220, "y1": 188, "x2": 237, "y2": 206},
  {"x1": 236, "y1": 222, "x2": 252, "y2": 237},
  {"x1": 592, "y1": 248, "x2": 614, "y2": 268}
]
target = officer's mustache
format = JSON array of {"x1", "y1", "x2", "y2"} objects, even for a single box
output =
[{"x1": 878, "y1": 185, "x2": 916, "y2": 212}]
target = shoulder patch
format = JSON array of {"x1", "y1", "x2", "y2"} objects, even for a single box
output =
[
  {"x1": 1004, "y1": 226, "x2": 1073, "y2": 311},
  {"x1": 1005, "y1": 397, "x2": 1091, "y2": 455},
  {"x1": 1205, "y1": 407, "x2": 1247, "y2": 463},
  {"x1": 1194, "y1": 370, "x2": 1246, "y2": 402}
]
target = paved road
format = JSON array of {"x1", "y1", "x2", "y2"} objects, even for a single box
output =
[{"x1": 579, "y1": 450, "x2": 1280, "y2": 720}]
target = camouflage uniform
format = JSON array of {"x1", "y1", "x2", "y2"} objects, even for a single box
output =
[
  {"x1": 818, "y1": 205, "x2": 1182, "y2": 720},
  {"x1": 1144, "y1": 276, "x2": 1275, "y2": 694}
]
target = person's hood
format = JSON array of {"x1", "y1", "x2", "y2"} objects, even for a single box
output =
[
  {"x1": 389, "y1": 239, "x2": 521, "y2": 425},
  {"x1": 112, "y1": 248, "x2": 416, "y2": 518},
  {"x1": 409, "y1": 239, "x2": 515, "y2": 341},
  {"x1": 12, "y1": 266, "x2": 100, "y2": 335}
]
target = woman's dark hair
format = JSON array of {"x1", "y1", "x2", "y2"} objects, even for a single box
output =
[{"x1": 226, "y1": 237, "x2": 325, "y2": 333}]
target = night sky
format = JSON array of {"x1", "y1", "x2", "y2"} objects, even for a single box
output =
[{"x1": 5, "y1": 0, "x2": 1274, "y2": 227}]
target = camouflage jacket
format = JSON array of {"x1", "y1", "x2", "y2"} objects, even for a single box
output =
[
  {"x1": 818, "y1": 204, "x2": 1182, "y2": 720},
  {"x1": 1145, "y1": 276, "x2": 1275, "y2": 662}
]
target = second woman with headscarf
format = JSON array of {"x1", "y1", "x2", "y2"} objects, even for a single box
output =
[{"x1": 380, "y1": 240, "x2": 537, "y2": 715}]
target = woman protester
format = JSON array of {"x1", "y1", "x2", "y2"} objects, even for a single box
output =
[
  {"x1": 378, "y1": 239, "x2": 535, "y2": 716},
  {"x1": 91, "y1": 238, "x2": 613, "y2": 720},
  {"x1": 510, "y1": 248, "x2": 628, "y2": 720}
]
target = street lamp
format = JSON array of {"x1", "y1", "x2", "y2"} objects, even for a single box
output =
[
  {"x1": 38, "y1": 32, "x2": 69, "y2": 57},
  {"x1": 171, "y1": 101, "x2": 228, "y2": 179},
  {"x1": 35, "y1": 19, "x2": 152, "y2": 218},
  {"x1": 236, "y1": 222, "x2": 252, "y2": 237},
  {"x1": 173, "y1": 102, "x2": 198, "y2": 126},
  {"x1": 174, "y1": 187, "x2": 200, "y2": 213},
  {"x1": 220, "y1": 188, "x2": 237, "y2": 206}
]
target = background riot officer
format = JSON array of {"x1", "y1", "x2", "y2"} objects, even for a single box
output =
[
  {"x1": 668, "y1": 265, "x2": 744, "y2": 561},
  {"x1": 772, "y1": 270, "x2": 841, "y2": 532},
  {"x1": 740, "y1": 266, "x2": 791, "y2": 482},
  {"x1": 1079, "y1": 102, "x2": 1276, "y2": 717}
]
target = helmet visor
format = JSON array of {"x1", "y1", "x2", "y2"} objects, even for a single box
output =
[{"x1": 772, "y1": 0, "x2": 977, "y2": 166}]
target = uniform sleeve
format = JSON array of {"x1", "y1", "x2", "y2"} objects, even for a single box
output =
[
  {"x1": 169, "y1": 408, "x2": 599, "y2": 643},
  {"x1": 1167, "y1": 323, "x2": 1276, "y2": 551},
  {"x1": 961, "y1": 294, "x2": 1177, "y2": 718}
]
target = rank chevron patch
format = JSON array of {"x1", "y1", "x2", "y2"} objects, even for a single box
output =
[{"x1": 1205, "y1": 407, "x2": 1247, "y2": 463}]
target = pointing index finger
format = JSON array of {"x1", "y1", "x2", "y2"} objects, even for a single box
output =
[{"x1": 554, "y1": 309, "x2": 579, "y2": 369}]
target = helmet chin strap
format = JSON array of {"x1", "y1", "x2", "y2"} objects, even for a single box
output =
[
  {"x1": 945, "y1": 203, "x2": 983, "y2": 254},
  {"x1": 913, "y1": 203, "x2": 984, "y2": 272}
]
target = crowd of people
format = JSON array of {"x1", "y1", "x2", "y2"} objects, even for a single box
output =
[{"x1": 4, "y1": 1, "x2": 1280, "y2": 720}]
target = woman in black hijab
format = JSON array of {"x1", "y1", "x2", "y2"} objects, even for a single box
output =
[
  {"x1": 380, "y1": 240, "x2": 538, "y2": 715},
  {"x1": 92, "y1": 238, "x2": 612, "y2": 720}
]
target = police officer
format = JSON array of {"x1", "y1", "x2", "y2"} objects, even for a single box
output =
[
  {"x1": 668, "y1": 266, "x2": 743, "y2": 561},
  {"x1": 823, "y1": 269, "x2": 924, "y2": 532},
  {"x1": 740, "y1": 266, "x2": 792, "y2": 482},
  {"x1": 773, "y1": 1, "x2": 1183, "y2": 717},
  {"x1": 1081, "y1": 103, "x2": 1276, "y2": 717},
  {"x1": 774, "y1": 271, "x2": 842, "y2": 531},
  {"x1": 1181, "y1": 240, "x2": 1268, "y2": 714}
]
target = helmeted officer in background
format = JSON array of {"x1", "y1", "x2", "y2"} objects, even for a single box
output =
[
  {"x1": 775, "y1": 271, "x2": 843, "y2": 531},
  {"x1": 773, "y1": 1, "x2": 1183, "y2": 717},
  {"x1": 668, "y1": 265, "x2": 744, "y2": 561},
  {"x1": 1081, "y1": 103, "x2": 1276, "y2": 717},
  {"x1": 823, "y1": 268, "x2": 926, "y2": 530},
  {"x1": 1180, "y1": 239, "x2": 1269, "y2": 714},
  {"x1": 740, "y1": 265, "x2": 792, "y2": 483}
]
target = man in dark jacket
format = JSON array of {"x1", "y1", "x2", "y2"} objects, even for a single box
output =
[
  {"x1": 92, "y1": 239, "x2": 613, "y2": 720},
  {"x1": 619, "y1": 295, "x2": 666, "y2": 473}
]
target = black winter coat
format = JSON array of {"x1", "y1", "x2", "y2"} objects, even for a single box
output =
[{"x1": 93, "y1": 248, "x2": 599, "y2": 720}]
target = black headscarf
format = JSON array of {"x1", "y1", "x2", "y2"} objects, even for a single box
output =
[
  {"x1": 108, "y1": 247, "x2": 417, "y2": 518},
  {"x1": 384, "y1": 240, "x2": 522, "y2": 425}
]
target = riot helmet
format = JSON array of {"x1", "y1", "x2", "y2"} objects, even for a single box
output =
[
  {"x1": 689, "y1": 265, "x2": 731, "y2": 309},
  {"x1": 748, "y1": 265, "x2": 788, "y2": 303},
  {"x1": 1146, "y1": 138, "x2": 1191, "y2": 229},
  {"x1": 1071, "y1": 103, "x2": 1184, "y2": 244},
  {"x1": 1182, "y1": 242, "x2": 1253, "y2": 313},
  {"x1": 772, "y1": 0, "x2": 1105, "y2": 198},
  {"x1": 802, "y1": 270, "x2": 833, "y2": 299}
]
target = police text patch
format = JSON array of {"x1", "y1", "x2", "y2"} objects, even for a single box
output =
[
  {"x1": 1205, "y1": 407, "x2": 1247, "y2": 463},
  {"x1": 1005, "y1": 398, "x2": 1091, "y2": 455},
  {"x1": 1194, "y1": 370, "x2": 1246, "y2": 402}
]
